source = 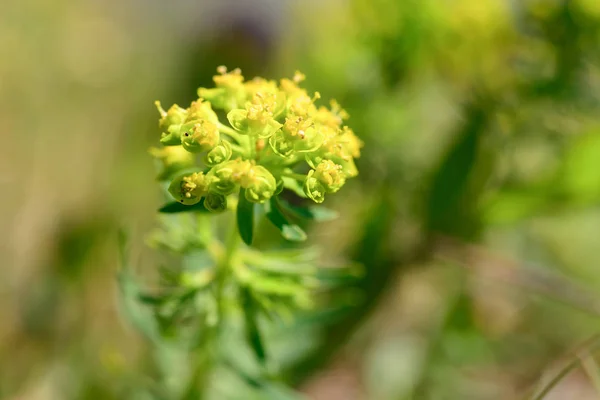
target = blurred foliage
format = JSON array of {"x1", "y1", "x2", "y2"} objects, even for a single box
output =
[{"x1": 4, "y1": 0, "x2": 600, "y2": 399}]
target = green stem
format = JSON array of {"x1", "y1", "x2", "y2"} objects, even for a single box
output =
[
  {"x1": 230, "y1": 144, "x2": 250, "y2": 158},
  {"x1": 184, "y1": 214, "x2": 239, "y2": 399},
  {"x1": 249, "y1": 134, "x2": 257, "y2": 160},
  {"x1": 215, "y1": 213, "x2": 241, "y2": 332},
  {"x1": 282, "y1": 171, "x2": 306, "y2": 181},
  {"x1": 217, "y1": 122, "x2": 246, "y2": 144}
]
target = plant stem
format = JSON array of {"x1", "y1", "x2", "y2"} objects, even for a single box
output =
[
  {"x1": 217, "y1": 123, "x2": 245, "y2": 144},
  {"x1": 282, "y1": 171, "x2": 306, "y2": 181},
  {"x1": 249, "y1": 134, "x2": 257, "y2": 160},
  {"x1": 215, "y1": 213, "x2": 241, "y2": 333},
  {"x1": 185, "y1": 214, "x2": 240, "y2": 398}
]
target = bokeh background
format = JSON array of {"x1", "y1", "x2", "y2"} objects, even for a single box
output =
[{"x1": 3, "y1": 0, "x2": 600, "y2": 399}]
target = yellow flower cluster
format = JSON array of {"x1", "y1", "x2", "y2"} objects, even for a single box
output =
[{"x1": 152, "y1": 66, "x2": 362, "y2": 206}]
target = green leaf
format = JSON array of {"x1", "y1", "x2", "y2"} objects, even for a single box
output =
[
  {"x1": 241, "y1": 287, "x2": 267, "y2": 365},
  {"x1": 265, "y1": 198, "x2": 307, "y2": 242},
  {"x1": 158, "y1": 198, "x2": 210, "y2": 214},
  {"x1": 237, "y1": 188, "x2": 255, "y2": 246},
  {"x1": 244, "y1": 255, "x2": 317, "y2": 276},
  {"x1": 281, "y1": 176, "x2": 307, "y2": 198},
  {"x1": 247, "y1": 273, "x2": 308, "y2": 296},
  {"x1": 278, "y1": 200, "x2": 338, "y2": 222},
  {"x1": 424, "y1": 101, "x2": 489, "y2": 238}
]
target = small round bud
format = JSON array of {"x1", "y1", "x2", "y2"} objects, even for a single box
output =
[
  {"x1": 208, "y1": 159, "x2": 251, "y2": 195},
  {"x1": 205, "y1": 140, "x2": 233, "y2": 167},
  {"x1": 186, "y1": 99, "x2": 218, "y2": 124},
  {"x1": 168, "y1": 172, "x2": 210, "y2": 205},
  {"x1": 303, "y1": 170, "x2": 326, "y2": 204},
  {"x1": 204, "y1": 192, "x2": 228, "y2": 213},
  {"x1": 213, "y1": 66, "x2": 244, "y2": 89},
  {"x1": 242, "y1": 166, "x2": 277, "y2": 203},
  {"x1": 268, "y1": 130, "x2": 295, "y2": 157},
  {"x1": 227, "y1": 109, "x2": 250, "y2": 133},
  {"x1": 156, "y1": 101, "x2": 187, "y2": 130},
  {"x1": 181, "y1": 120, "x2": 220, "y2": 153},
  {"x1": 156, "y1": 102, "x2": 188, "y2": 146},
  {"x1": 198, "y1": 67, "x2": 245, "y2": 110},
  {"x1": 314, "y1": 160, "x2": 346, "y2": 193}
]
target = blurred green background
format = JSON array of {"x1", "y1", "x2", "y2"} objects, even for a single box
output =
[{"x1": 3, "y1": 0, "x2": 600, "y2": 398}]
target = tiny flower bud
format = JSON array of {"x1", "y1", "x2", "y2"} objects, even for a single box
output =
[
  {"x1": 156, "y1": 101, "x2": 187, "y2": 130},
  {"x1": 269, "y1": 130, "x2": 295, "y2": 157},
  {"x1": 181, "y1": 120, "x2": 220, "y2": 153},
  {"x1": 242, "y1": 165, "x2": 277, "y2": 203},
  {"x1": 198, "y1": 67, "x2": 246, "y2": 110},
  {"x1": 168, "y1": 172, "x2": 210, "y2": 205},
  {"x1": 204, "y1": 192, "x2": 228, "y2": 213},
  {"x1": 303, "y1": 170, "x2": 326, "y2": 203},
  {"x1": 155, "y1": 101, "x2": 190, "y2": 145},
  {"x1": 227, "y1": 109, "x2": 250, "y2": 133},
  {"x1": 186, "y1": 99, "x2": 219, "y2": 124},
  {"x1": 205, "y1": 140, "x2": 233, "y2": 166},
  {"x1": 227, "y1": 106, "x2": 282, "y2": 138},
  {"x1": 208, "y1": 159, "x2": 251, "y2": 195},
  {"x1": 314, "y1": 160, "x2": 346, "y2": 193},
  {"x1": 213, "y1": 66, "x2": 244, "y2": 89}
]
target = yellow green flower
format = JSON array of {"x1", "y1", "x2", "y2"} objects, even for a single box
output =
[{"x1": 168, "y1": 171, "x2": 210, "y2": 205}]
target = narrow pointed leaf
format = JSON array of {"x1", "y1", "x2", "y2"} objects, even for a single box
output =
[
  {"x1": 237, "y1": 188, "x2": 254, "y2": 245},
  {"x1": 265, "y1": 198, "x2": 307, "y2": 242},
  {"x1": 241, "y1": 287, "x2": 267, "y2": 365},
  {"x1": 278, "y1": 199, "x2": 339, "y2": 222},
  {"x1": 158, "y1": 198, "x2": 211, "y2": 213}
]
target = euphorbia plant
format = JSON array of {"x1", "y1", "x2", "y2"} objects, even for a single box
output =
[{"x1": 119, "y1": 66, "x2": 362, "y2": 398}]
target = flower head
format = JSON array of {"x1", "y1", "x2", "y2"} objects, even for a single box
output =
[
  {"x1": 181, "y1": 120, "x2": 220, "y2": 153},
  {"x1": 241, "y1": 165, "x2": 277, "y2": 203},
  {"x1": 168, "y1": 172, "x2": 210, "y2": 205},
  {"x1": 205, "y1": 140, "x2": 233, "y2": 166},
  {"x1": 155, "y1": 66, "x2": 362, "y2": 208}
]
